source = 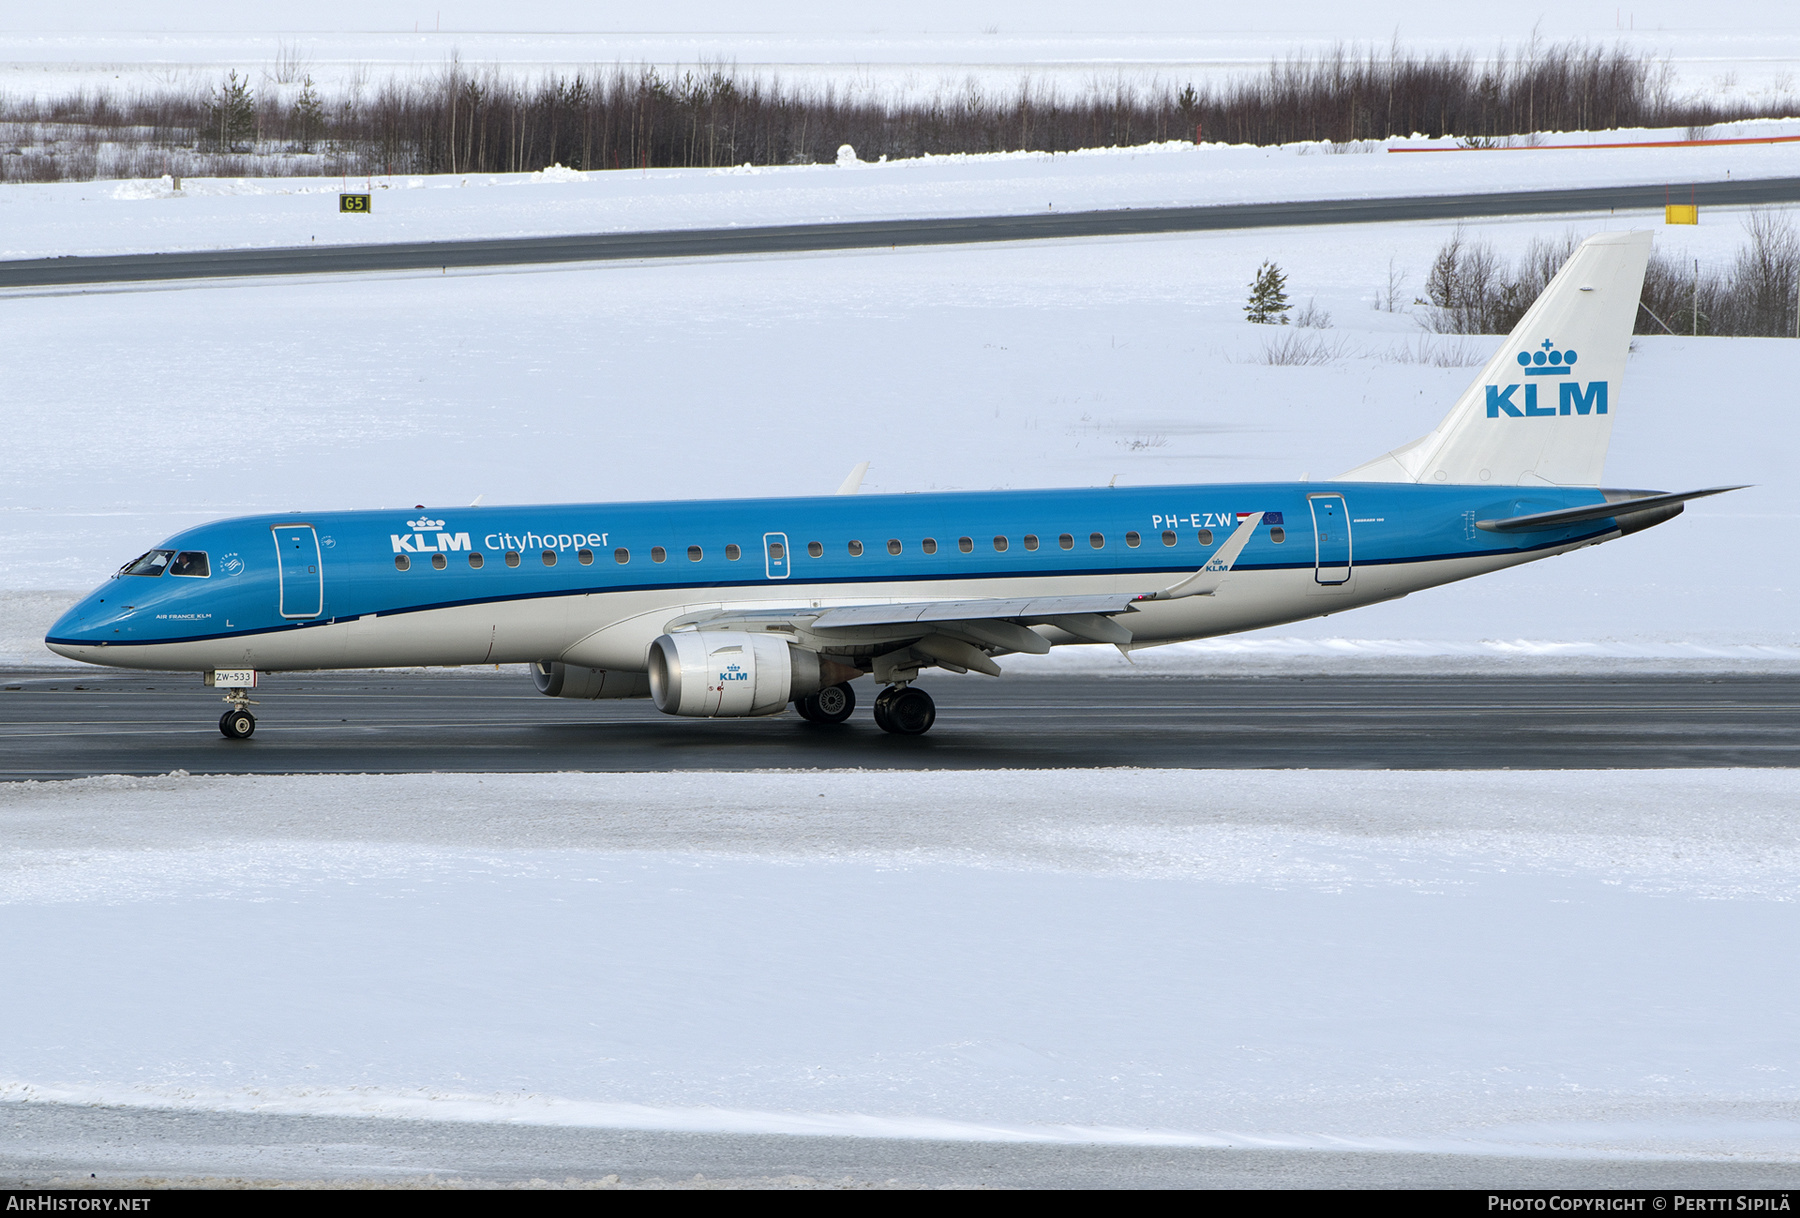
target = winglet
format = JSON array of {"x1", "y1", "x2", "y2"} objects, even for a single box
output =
[
  {"x1": 1139, "y1": 511, "x2": 1266, "y2": 601},
  {"x1": 836, "y1": 461, "x2": 870, "y2": 495}
]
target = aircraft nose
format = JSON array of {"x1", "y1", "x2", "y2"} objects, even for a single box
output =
[{"x1": 45, "y1": 589, "x2": 119, "y2": 653}]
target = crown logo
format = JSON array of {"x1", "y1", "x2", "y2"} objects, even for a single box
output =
[
  {"x1": 406, "y1": 517, "x2": 445, "y2": 530},
  {"x1": 1517, "y1": 339, "x2": 1578, "y2": 376}
]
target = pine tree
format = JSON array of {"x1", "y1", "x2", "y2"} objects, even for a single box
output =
[
  {"x1": 1245, "y1": 260, "x2": 1291, "y2": 324},
  {"x1": 293, "y1": 75, "x2": 325, "y2": 153},
  {"x1": 203, "y1": 70, "x2": 256, "y2": 153}
]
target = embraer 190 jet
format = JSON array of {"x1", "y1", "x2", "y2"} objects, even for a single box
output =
[{"x1": 48, "y1": 230, "x2": 1737, "y2": 737}]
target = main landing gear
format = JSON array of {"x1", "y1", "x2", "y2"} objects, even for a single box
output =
[
  {"x1": 873, "y1": 685, "x2": 936, "y2": 736},
  {"x1": 794, "y1": 681, "x2": 937, "y2": 735},
  {"x1": 795, "y1": 681, "x2": 857, "y2": 724}
]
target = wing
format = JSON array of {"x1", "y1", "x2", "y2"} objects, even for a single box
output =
[{"x1": 664, "y1": 513, "x2": 1268, "y2": 679}]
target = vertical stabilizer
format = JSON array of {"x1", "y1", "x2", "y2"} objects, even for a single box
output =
[{"x1": 1338, "y1": 230, "x2": 1651, "y2": 486}]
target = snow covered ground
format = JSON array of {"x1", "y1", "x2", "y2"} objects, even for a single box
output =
[
  {"x1": 4, "y1": 768, "x2": 1797, "y2": 1158},
  {"x1": 1, "y1": 198, "x2": 1793, "y2": 666},
  {"x1": 7, "y1": 124, "x2": 1800, "y2": 261}
]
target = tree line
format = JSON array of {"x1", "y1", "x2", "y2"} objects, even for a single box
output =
[{"x1": 1, "y1": 40, "x2": 1794, "y2": 183}]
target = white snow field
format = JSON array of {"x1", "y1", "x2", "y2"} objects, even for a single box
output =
[
  {"x1": 1, "y1": 199, "x2": 1793, "y2": 667},
  {"x1": 4, "y1": 768, "x2": 1799, "y2": 1158}
]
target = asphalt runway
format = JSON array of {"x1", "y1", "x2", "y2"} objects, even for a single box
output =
[
  {"x1": 2, "y1": 668, "x2": 1795, "y2": 778},
  {"x1": 5, "y1": 1103, "x2": 1799, "y2": 1189},
  {"x1": 5, "y1": 176, "x2": 1798, "y2": 287}
]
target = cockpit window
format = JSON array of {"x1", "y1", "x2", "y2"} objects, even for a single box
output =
[
  {"x1": 120, "y1": 550, "x2": 175, "y2": 577},
  {"x1": 169, "y1": 551, "x2": 210, "y2": 578}
]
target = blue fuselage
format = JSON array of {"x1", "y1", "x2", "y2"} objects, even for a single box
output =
[{"x1": 47, "y1": 480, "x2": 1617, "y2": 670}]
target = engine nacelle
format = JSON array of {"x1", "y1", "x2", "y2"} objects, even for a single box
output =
[
  {"x1": 648, "y1": 631, "x2": 857, "y2": 718},
  {"x1": 531, "y1": 661, "x2": 652, "y2": 700}
]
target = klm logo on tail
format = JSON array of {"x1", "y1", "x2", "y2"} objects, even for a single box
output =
[{"x1": 1486, "y1": 340, "x2": 1608, "y2": 419}]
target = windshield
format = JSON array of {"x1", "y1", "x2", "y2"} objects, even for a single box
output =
[
  {"x1": 169, "y1": 551, "x2": 210, "y2": 578},
  {"x1": 119, "y1": 550, "x2": 175, "y2": 577}
]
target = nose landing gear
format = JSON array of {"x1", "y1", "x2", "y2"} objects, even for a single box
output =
[
  {"x1": 218, "y1": 685, "x2": 257, "y2": 740},
  {"x1": 873, "y1": 684, "x2": 936, "y2": 736}
]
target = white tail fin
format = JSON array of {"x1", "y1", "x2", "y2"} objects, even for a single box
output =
[{"x1": 1339, "y1": 230, "x2": 1652, "y2": 487}]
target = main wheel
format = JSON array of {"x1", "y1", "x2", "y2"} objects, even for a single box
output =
[
  {"x1": 793, "y1": 695, "x2": 821, "y2": 722},
  {"x1": 876, "y1": 686, "x2": 935, "y2": 736},
  {"x1": 812, "y1": 682, "x2": 856, "y2": 724},
  {"x1": 872, "y1": 686, "x2": 897, "y2": 732},
  {"x1": 219, "y1": 709, "x2": 256, "y2": 740}
]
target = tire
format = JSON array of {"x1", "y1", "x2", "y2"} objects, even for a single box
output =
[
  {"x1": 812, "y1": 682, "x2": 856, "y2": 724},
  {"x1": 875, "y1": 686, "x2": 935, "y2": 736},
  {"x1": 220, "y1": 710, "x2": 256, "y2": 740},
  {"x1": 886, "y1": 687, "x2": 936, "y2": 735},
  {"x1": 794, "y1": 695, "x2": 820, "y2": 722}
]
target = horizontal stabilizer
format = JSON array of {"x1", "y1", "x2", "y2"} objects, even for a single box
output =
[{"x1": 1476, "y1": 485, "x2": 1745, "y2": 532}]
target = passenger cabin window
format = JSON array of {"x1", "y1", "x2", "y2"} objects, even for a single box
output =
[
  {"x1": 725, "y1": 544, "x2": 741, "y2": 561},
  {"x1": 1125, "y1": 531, "x2": 1141, "y2": 548},
  {"x1": 848, "y1": 540, "x2": 864, "y2": 557},
  {"x1": 169, "y1": 551, "x2": 210, "y2": 577},
  {"x1": 1090, "y1": 533, "x2": 1105, "y2": 549},
  {"x1": 614, "y1": 548, "x2": 630, "y2": 564},
  {"x1": 469, "y1": 553, "x2": 485, "y2": 569},
  {"x1": 652, "y1": 546, "x2": 668, "y2": 563},
  {"x1": 957, "y1": 537, "x2": 973, "y2": 553},
  {"x1": 431, "y1": 553, "x2": 447, "y2": 570},
  {"x1": 394, "y1": 554, "x2": 411, "y2": 571},
  {"x1": 1270, "y1": 526, "x2": 1286, "y2": 543},
  {"x1": 577, "y1": 549, "x2": 593, "y2": 565},
  {"x1": 993, "y1": 536, "x2": 1008, "y2": 552},
  {"x1": 1023, "y1": 535, "x2": 1039, "y2": 551},
  {"x1": 505, "y1": 551, "x2": 521, "y2": 567},
  {"x1": 767, "y1": 542, "x2": 784, "y2": 561},
  {"x1": 542, "y1": 550, "x2": 557, "y2": 566},
  {"x1": 1161, "y1": 531, "x2": 1177, "y2": 547},
  {"x1": 1197, "y1": 529, "x2": 1214, "y2": 546},
  {"x1": 806, "y1": 541, "x2": 822, "y2": 558},
  {"x1": 122, "y1": 550, "x2": 174, "y2": 577},
  {"x1": 922, "y1": 538, "x2": 938, "y2": 554},
  {"x1": 690, "y1": 545, "x2": 705, "y2": 562},
  {"x1": 1058, "y1": 534, "x2": 1074, "y2": 550},
  {"x1": 887, "y1": 539, "x2": 902, "y2": 556}
]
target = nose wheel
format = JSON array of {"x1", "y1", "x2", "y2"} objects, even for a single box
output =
[
  {"x1": 219, "y1": 709, "x2": 256, "y2": 739},
  {"x1": 218, "y1": 684, "x2": 258, "y2": 740},
  {"x1": 873, "y1": 685, "x2": 936, "y2": 735}
]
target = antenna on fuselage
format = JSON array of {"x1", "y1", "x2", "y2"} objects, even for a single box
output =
[{"x1": 470, "y1": 494, "x2": 485, "y2": 506}]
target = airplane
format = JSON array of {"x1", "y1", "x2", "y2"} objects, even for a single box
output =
[{"x1": 47, "y1": 229, "x2": 1739, "y2": 738}]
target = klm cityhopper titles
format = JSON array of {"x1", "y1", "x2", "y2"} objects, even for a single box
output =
[{"x1": 47, "y1": 230, "x2": 1738, "y2": 738}]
